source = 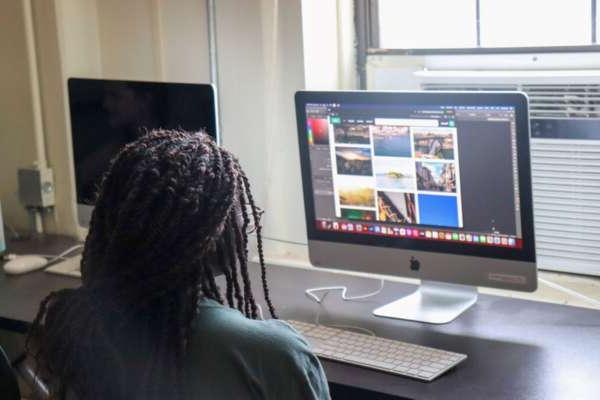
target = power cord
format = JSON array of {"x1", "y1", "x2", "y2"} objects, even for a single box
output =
[
  {"x1": 256, "y1": 290, "x2": 377, "y2": 336},
  {"x1": 45, "y1": 244, "x2": 84, "y2": 264},
  {"x1": 256, "y1": 303, "x2": 264, "y2": 320},
  {"x1": 539, "y1": 276, "x2": 600, "y2": 308},
  {"x1": 304, "y1": 279, "x2": 384, "y2": 337},
  {"x1": 314, "y1": 307, "x2": 377, "y2": 336},
  {"x1": 254, "y1": 234, "x2": 381, "y2": 334},
  {"x1": 2, "y1": 244, "x2": 84, "y2": 268},
  {"x1": 252, "y1": 234, "x2": 308, "y2": 247}
]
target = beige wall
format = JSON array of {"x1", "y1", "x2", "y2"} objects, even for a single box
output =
[
  {"x1": 14, "y1": 0, "x2": 212, "y2": 238},
  {"x1": 57, "y1": 0, "x2": 102, "y2": 78},
  {"x1": 96, "y1": 0, "x2": 159, "y2": 80},
  {"x1": 1, "y1": 0, "x2": 311, "y2": 253},
  {"x1": 216, "y1": 0, "x2": 308, "y2": 255},
  {"x1": 160, "y1": 0, "x2": 210, "y2": 82},
  {"x1": 0, "y1": 0, "x2": 46, "y2": 231}
]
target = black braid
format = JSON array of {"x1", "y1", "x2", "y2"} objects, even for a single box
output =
[
  {"x1": 26, "y1": 130, "x2": 277, "y2": 400},
  {"x1": 242, "y1": 174, "x2": 277, "y2": 318}
]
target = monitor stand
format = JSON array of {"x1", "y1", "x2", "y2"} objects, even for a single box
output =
[{"x1": 373, "y1": 280, "x2": 478, "y2": 324}]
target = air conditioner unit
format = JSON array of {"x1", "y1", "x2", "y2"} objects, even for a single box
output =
[{"x1": 414, "y1": 70, "x2": 600, "y2": 276}]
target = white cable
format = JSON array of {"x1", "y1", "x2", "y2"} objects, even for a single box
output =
[
  {"x1": 303, "y1": 280, "x2": 384, "y2": 336},
  {"x1": 314, "y1": 306, "x2": 376, "y2": 337},
  {"x1": 256, "y1": 303, "x2": 264, "y2": 320},
  {"x1": 305, "y1": 279, "x2": 385, "y2": 304},
  {"x1": 251, "y1": 234, "x2": 307, "y2": 247},
  {"x1": 29, "y1": 254, "x2": 69, "y2": 261},
  {"x1": 326, "y1": 323, "x2": 376, "y2": 337},
  {"x1": 539, "y1": 277, "x2": 600, "y2": 308},
  {"x1": 2, "y1": 244, "x2": 84, "y2": 274}
]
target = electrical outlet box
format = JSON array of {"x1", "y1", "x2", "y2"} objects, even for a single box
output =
[{"x1": 18, "y1": 167, "x2": 55, "y2": 208}]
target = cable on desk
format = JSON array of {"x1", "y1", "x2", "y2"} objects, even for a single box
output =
[
  {"x1": 2, "y1": 244, "x2": 84, "y2": 266},
  {"x1": 305, "y1": 279, "x2": 385, "y2": 304},
  {"x1": 539, "y1": 277, "x2": 600, "y2": 308},
  {"x1": 28, "y1": 254, "x2": 70, "y2": 260},
  {"x1": 251, "y1": 234, "x2": 379, "y2": 335},
  {"x1": 45, "y1": 244, "x2": 84, "y2": 264},
  {"x1": 305, "y1": 280, "x2": 384, "y2": 337},
  {"x1": 250, "y1": 234, "x2": 308, "y2": 247},
  {"x1": 313, "y1": 305, "x2": 376, "y2": 337}
]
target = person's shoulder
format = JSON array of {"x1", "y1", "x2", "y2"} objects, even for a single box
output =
[
  {"x1": 253, "y1": 318, "x2": 312, "y2": 355},
  {"x1": 191, "y1": 301, "x2": 331, "y2": 399},
  {"x1": 195, "y1": 300, "x2": 309, "y2": 354}
]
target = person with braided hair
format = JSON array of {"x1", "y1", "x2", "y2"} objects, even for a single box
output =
[{"x1": 26, "y1": 130, "x2": 330, "y2": 400}]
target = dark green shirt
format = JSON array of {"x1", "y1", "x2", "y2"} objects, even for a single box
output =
[{"x1": 184, "y1": 299, "x2": 331, "y2": 399}]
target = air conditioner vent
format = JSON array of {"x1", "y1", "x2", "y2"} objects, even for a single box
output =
[
  {"x1": 531, "y1": 140, "x2": 600, "y2": 275},
  {"x1": 422, "y1": 83, "x2": 600, "y2": 119},
  {"x1": 420, "y1": 83, "x2": 518, "y2": 91},
  {"x1": 522, "y1": 84, "x2": 600, "y2": 119}
]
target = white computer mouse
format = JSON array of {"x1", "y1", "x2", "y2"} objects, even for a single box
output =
[{"x1": 3, "y1": 255, "x2": 48, "y2": 275}]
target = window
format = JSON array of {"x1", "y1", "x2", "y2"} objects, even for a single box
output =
[
  {"x1": 355, "y1": 1, "x2": 600, "y2": 276},
  {"x1": 479, "y1": 0, "x2": 591, "y2": 48},
  {"x1": 379, "y1": 0, "x2": 477, "y2": 49},
  {"x1": 370, "y1": 0, "x2": 599, "y2": 52}
]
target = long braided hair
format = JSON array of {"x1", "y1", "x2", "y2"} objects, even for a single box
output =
[{"x1": 26, "y1": 130, "x2": 276, "y2": 399}]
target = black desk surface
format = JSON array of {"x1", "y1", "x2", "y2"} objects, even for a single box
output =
[{"x1": 1, "y1": 236, "x2": 599, "y2": 400}]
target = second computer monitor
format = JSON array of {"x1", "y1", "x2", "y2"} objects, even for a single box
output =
[{"x1": 68, "y1": 78, "x2": 218, "y2": 228}]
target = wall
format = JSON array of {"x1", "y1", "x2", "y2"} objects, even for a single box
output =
[
  {"x1": 208, "y1": 0, "x2": 307, "y2": 260},
  {"x1": 0, "y1": 0, "x2": 46, "y2": 231},
  {"x1": 27, "y1": 0, "x2": 212, "y2": 238},
  {"x1": 96, "y1": 0, "x2": 159, "y2": 80},
  {"x1": 159, "y1": 0, "x2": 210, "y2": 82},
  {"x1": 30, "y1": 0, "x2": 96, "y2": 237},
  {"x1": 1, "y1": 0, "x2": 314, "y2": 260}
]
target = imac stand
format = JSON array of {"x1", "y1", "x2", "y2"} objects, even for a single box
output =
[{"x1": 373, "y1": 280, "x2": 478, "y2": 324}]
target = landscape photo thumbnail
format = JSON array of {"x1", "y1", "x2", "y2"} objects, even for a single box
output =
[
  {"x1": 416, "y1": 161, "x2": 456, "y2": 193},
  {"x1": 377, "y1": 191, "x2": 417, "y2": 224},
  {"x1": 372, "y1": 125, "x2": 412, "y2": 157},
  {"x1": 336, "y1": 147, "x2": 373, "y2": 176},
  {"x1": 334, "y1": 124, "x2": 370, "y2": 145},
  {"x1": 413, "y1": 128, "x2": 455, "y2": 160},
  {"x1": 341, "y1": 208, "x2": 376, "y2": 221},
  {"x1": 374, "y1": 156, "x2": 416, "y2": 191},
  {"x1": 338, "y1": 185, "x2": 375, "y2": 208}
]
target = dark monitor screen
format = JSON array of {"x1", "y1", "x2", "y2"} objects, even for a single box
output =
[
  {"x1": 296, "y1": 91, "x2": 535, "y2": 262},
  {"x1": 68, "y1": 78, "x2": 217, "y2": 205}
]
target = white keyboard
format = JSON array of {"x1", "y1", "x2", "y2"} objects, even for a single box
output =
[
  {"x1": 45, "y1": 255, "x2": 82, "y2": 277},
  {"x1": 288, "y1": 320, "x2": 466, "y2": 382}
]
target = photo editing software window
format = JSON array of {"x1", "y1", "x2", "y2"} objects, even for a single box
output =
[{"x1": 306, "y1": 102, "x2": 523, "y2": 249}]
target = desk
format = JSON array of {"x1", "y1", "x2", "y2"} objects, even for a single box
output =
[{"x1": 1, "y1": 236, "x2": 600, "y2": 400}]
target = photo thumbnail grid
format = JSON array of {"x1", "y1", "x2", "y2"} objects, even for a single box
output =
[{"x1": 330, "y1": 122, "x2": 463, "y2": 229}]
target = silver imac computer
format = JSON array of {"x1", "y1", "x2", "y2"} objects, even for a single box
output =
[
  {"x1": 295, "y1": 91, "x2": 536, "y2": 324},
  {"x1": 68, "y1": 78, "x2": 218, "y2": 228}
]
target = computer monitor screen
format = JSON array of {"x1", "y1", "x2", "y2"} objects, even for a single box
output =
[
  {"x1": 68, "y1": 78, "x2": 217, "y2": 209},
  {"x1": 306, "y1": 100, "x2": 523, "y2": 247},
  {"x1": 296, "y1": 91, "x2": 535, "y2": 294}
]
